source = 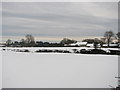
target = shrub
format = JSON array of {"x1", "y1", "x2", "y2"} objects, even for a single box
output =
[
  {"x1": 80, "y1": 49, "x2": 106, "y2": 54},
  {"x1": 53, "y1": 50, "x2": 64, "y2": 53},
  {"x1": 18, "y1": 49, "x2": 29, "y2": 52},
  {"x1": 109, "y1": 50, "x2": 120, "y2": 55},
  {"x1": 36, "y1": 49, "x2": 53, "y2": 53},
  {"x1": 24, "y1": 49, "x2": 30, "y2": 52},
  {"x1": 80, "y1": 49, "x2": 88, "y2": 54},
  {"x1": 2, "y1": 49, "x2": 5, "y2": 51},
  {"x1": 63, "y1": 50, "x2": 71, "y2": 53},
  {"x1": 36, "y1": 49, "x2": 71, "y2": 53},
  {"x1": 89, "y1": 49, "x2": 106, "y2": 54}
]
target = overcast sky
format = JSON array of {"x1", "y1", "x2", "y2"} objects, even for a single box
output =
[{"x1": 2, "y1": 2, "x2": 118, "y2": 42}]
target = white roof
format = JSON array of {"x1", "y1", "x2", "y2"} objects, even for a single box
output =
[
  {"x1": 102, "y1": 44, "x2": 107, "y2": 46},
  {"x1": 86, "y1": 44, "x2": 94, "y2": 47},
  {"x1": 103, "y1": 44, "x2": 118, "y2": 47},
  {"x1": 76, "y1": 42, "x2": 87, "y2": 45},
  {"x1": 69, "y1": 42, "x2": 87, "y2": 46},
  {"x1": 109, "y1": 44, "x2": 118, "y2": 46},
  {"x1": 69, "y1": 43, "x2": 77, "y2": 46}
]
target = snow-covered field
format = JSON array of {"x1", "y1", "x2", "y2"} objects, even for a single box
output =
[
  {"x1": 2, "y1": 47, "x2": 119, "y2": 53},
  {"x1": 1, "y1": 47, "x2": 118, "y2": 88}
]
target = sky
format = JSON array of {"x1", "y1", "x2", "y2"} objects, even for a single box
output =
[{"x1": 2, "y1": 2, "x2": 118, "y2": 42}]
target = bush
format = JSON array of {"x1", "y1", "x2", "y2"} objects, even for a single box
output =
[
  {"x1": 24, "y1": 49, "x2": 30, "y2": 52},
  {"x1": 53, "y1": 50, "x2": 64, "y2": 53},
  {"x1": 2, "y1": 49, "x2": 5, "y2": 51},
  {"x1": 36, "y1": 49, "x2": 71, "y2": 53},
  {"x1": 80, "y1": 49, "x2": 107, "y2": 54},
  {"x1": 63, "y1": 50, "x2": 71, "y2": 53},
  {"x1": 14, "y1": 49, "x2": 30, "y2": 52},
  {"x1": 109, "y1": 50, "x2": 120, "y2": 55},
  {"x1": 36, "y1": 49, "x2": 53, "y2": 53},
  {"x1": 89, "y1": 49, "x2": 106, "y2": 54},
  {"x1": 18, "y1": 49, "x2": 29, "y2": 52},
  {"x1": 80, "y1": 49, "x2": 89, "y2": 54}
]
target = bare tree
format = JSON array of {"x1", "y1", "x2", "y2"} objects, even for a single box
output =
[
  {"x1": 20, "y1": 39, "x2": 26, "y2": 47},
  {"x1": 60, "y1": 38, "x2": 77, "y2": 45},
  {"x1": 25, "y1": 34, "x2": 35, "y2": 46},
  {"x1": 116, "y1": 32, "x2": 120, "y2": 43},
  {"x1": 93, "y1": 38, "x2": 99, "y2": 49},
  {"x1": 104, "y1": 31, "x2": 114, "y2": 47},
  {"x1": 6, "y1": 39, "x2": 12, "y2": 46},
  {"x1": 25, "y1": 34, "x2": 34, "y2": 43}
]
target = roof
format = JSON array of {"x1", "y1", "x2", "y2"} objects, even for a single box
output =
[
  {"x1": 69, "y1": 42, "x2": 87, "y2": 46},
  {"x1": 103, "y1": 44, "x2": 118, "y2": 47},
  {"x1": 86, "y1": 44, "x2": 94, "y2": 47}
]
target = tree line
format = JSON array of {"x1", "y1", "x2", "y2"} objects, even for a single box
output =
[
  {"x1": 5, "y1": 31, "x2": 120, "y2": 48},
  {"x1": 5, "y1": 34, "x2": 77, "y2": 47}
]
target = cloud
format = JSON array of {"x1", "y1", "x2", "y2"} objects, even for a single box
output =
[{"x1": 2, "y1": 2, "x2": 118, "y2": 40}]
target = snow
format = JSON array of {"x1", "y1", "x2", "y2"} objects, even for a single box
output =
[
  {"x1": 0, "y1": 48, "x2": 2, "y2": 89},
  {"x1": 69, "y1": 43, "x2": 76, "y2": 46},
  {"x1": 3, "y1": 47, "x2": 119, "y2": 52},
  {"x1": 109, "y1": 44, "x2": 118, "y2": 47},
  {"x1": 86, "y1": 44, "x2": 94, "y2": 47},
  {"x1": 103, "y1": 44, "x2": 118, "y2": 47},
  {"x1": 69, "y1": 42, "x2": 87, "y2": 46},
  {"x1": 2, "y1": 47, "x2": 118, "y2": 88}
]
